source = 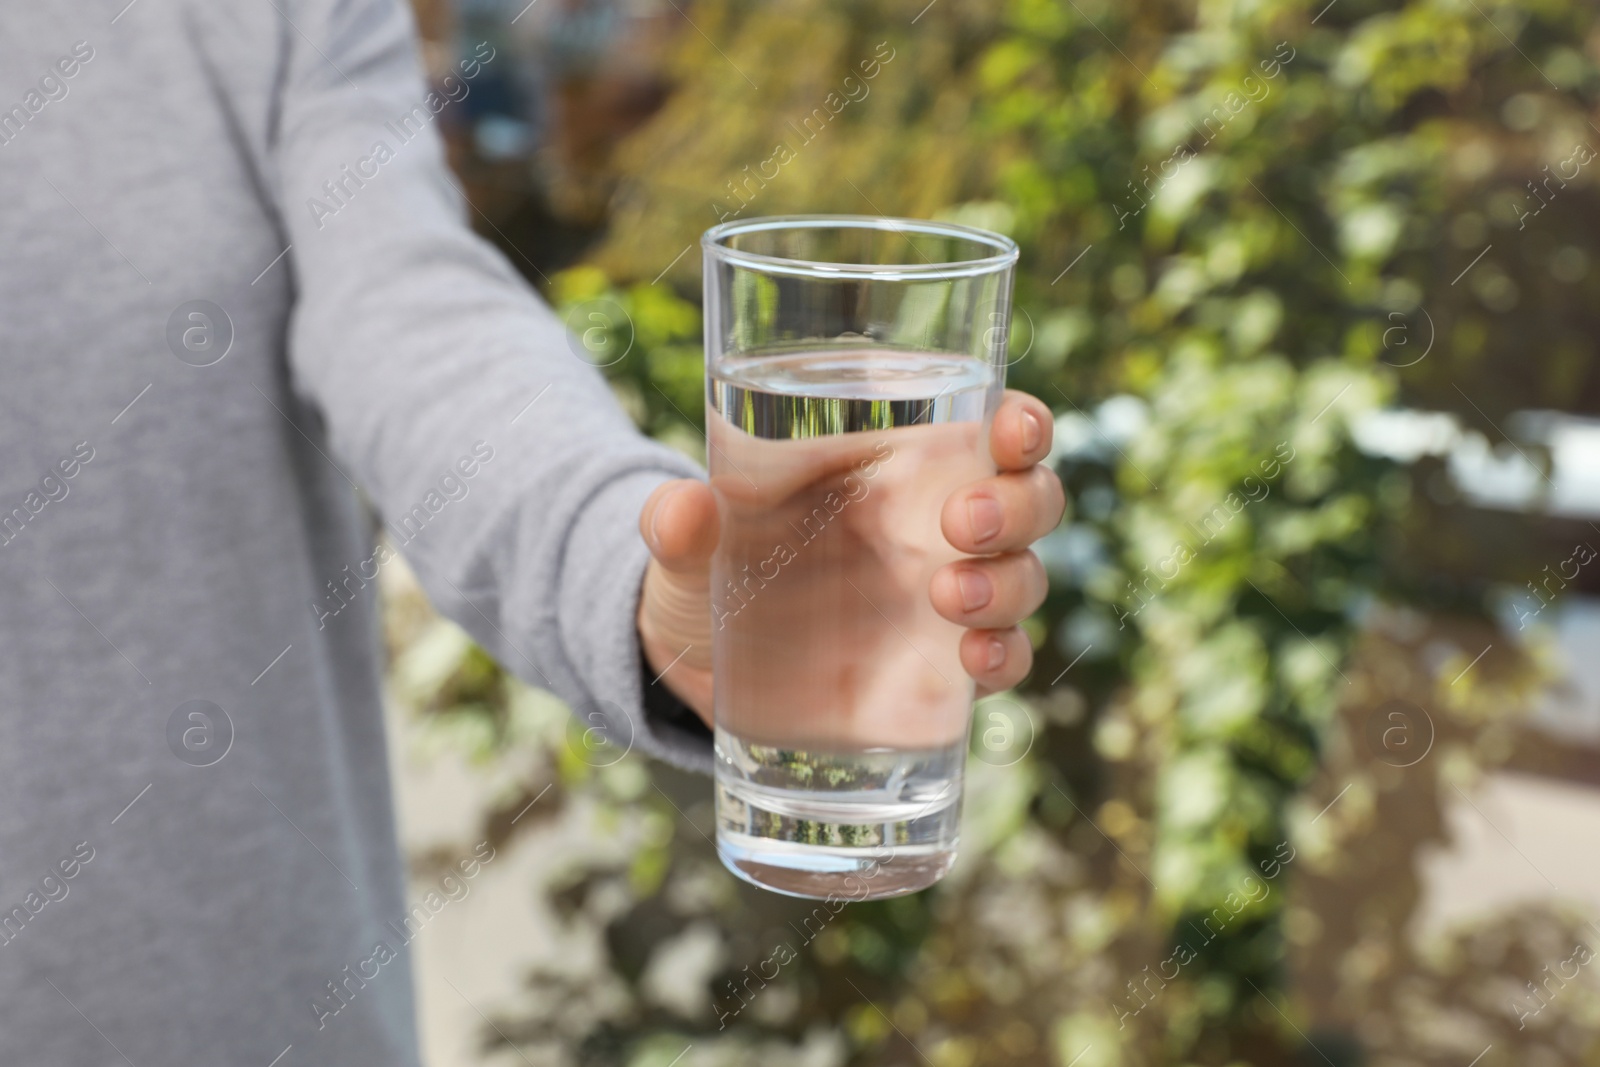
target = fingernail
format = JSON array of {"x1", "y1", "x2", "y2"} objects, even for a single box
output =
[
  {"x1": 957, "y1": 569, "x2": 993, "y2": 612},
  {"x1": 1019, "y1": 407, "x2": 1043, "y2": 454},
  {"x1": 649, "y1": 486, "x2": 680, "y2": 550},
  {"x1": 968, "y1": 497, "x2": 1003, "y2": 544},
  {"x1": 986, "y1": 637, "x2": 1007, "y2": 671}
]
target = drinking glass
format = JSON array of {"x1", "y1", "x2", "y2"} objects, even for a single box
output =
[{"x1": 701, "y1": 215, "x2": 1018, "y2": 899}]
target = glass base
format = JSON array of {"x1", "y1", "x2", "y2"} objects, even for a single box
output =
[
  {"x1": 716, "y1": 833, "x2": 955, "y2": 899},
  {"x1": 712, "y1": 728, "x2": 964, "y2": 901}
]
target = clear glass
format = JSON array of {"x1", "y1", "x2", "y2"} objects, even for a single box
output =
[{"x1": 701, "y1": 215, "x2": 1018, "y2": 899}]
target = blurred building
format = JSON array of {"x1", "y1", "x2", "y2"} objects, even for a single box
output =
[{"x1": 408, "y1": 0, "x2": 677, "y2": 275}]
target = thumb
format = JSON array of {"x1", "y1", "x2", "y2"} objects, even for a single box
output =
[{"x1": 640, "y1": 479, "x2": 719, "y2": 571}]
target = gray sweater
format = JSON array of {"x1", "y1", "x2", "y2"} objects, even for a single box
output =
[{"x1": 0, "y1": 1, "x2": 706, "y2": 1063}]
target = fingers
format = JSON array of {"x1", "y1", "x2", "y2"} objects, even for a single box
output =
[
  {"x1": 639, "y1": 479, "x2": 718, "y2": 572},
  {"x1": 989, "y1": 390, "x2": 1054, "y2": 471},
  {"x1": 961, "y1": 627, "x2": 1033, "y2": 693},
  {"x1": 953, "y1": 390, "x2": 1055, "y2": 690},
  {"x1": 930, "y1": 550, "x2": 1047, "y2": 630},
  {"x1": 941, "y1": 465, "x2": 1066, "y2": 556}
]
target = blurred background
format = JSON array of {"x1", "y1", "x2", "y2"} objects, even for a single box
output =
[{"x1": 383, "y1": 0, "x2": 1600, "y2": 1063}]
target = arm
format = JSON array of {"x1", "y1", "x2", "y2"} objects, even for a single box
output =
[{"x1": 269, "y1": 0, "x2": 710, "y2": 768}]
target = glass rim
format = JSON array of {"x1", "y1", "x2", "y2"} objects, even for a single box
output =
[{"x1": 702, "y1": 214, "x2": 1019, "y2": 281}]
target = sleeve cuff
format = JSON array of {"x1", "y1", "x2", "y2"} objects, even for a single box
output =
[{"x1": 553, "y1": 464, "x2": 713, "y2": 775}]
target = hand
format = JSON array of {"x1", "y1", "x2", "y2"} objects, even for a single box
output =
[{"x1": 637, "y1": 389, "x2": 1065, "y2": 729}]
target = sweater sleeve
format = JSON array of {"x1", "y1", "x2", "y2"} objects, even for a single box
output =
[{"x1": 268, "y1": 0, "x2": 711, "y2": 771}]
